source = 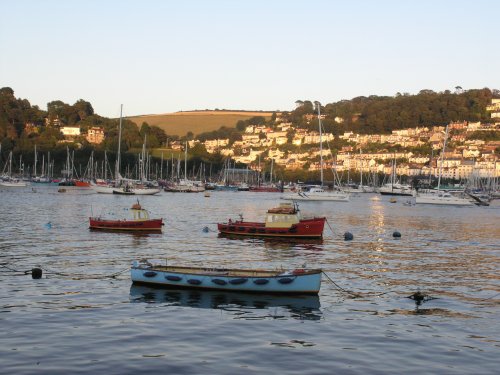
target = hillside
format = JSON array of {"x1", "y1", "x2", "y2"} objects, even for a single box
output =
[{"x1": 128, "y1": 110, "x2": 274, "y2": 137}]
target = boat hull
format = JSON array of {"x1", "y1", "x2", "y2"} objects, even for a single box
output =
[
  {"x1": 380, "y1": 191, "x2": 414, "y2": 196},
  {"x1": 415, "y1": 195, "x2": 473, "y2": 206},
  {"x1": 281, "y1": 193, "x2": 349, "y2": 202},
  {"x1": 89, "y1": 218, "x2": 163, "y2": 231},
  {"x1": 93, "y1": 185, "x2": 161, "y2": 195},
  {"x1": 217, "y1": 218, "x2": 325, "y2": 239},
  {"x1": 0, "y1": 181, "x2": 28, "y2": 187},
  {"x1": 131, "y1": 264, "x2": 322, "y2": 294}
]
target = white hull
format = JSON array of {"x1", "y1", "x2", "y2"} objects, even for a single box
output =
[
  {"x1": 131, "y1": 188, "x2": 161, "y2": 195},
  {"x1": 415, "y1": 193, "x2": 473, "y2": 206},
  {"x1": 93, "y1": 185, "x2": 116, "y2": 194},
  {"x1": 0, "y1": 181, "x2": 28, "y2": 187},
  {"x1": 282, "y1": 191, "x2": 350, "y2": 202},
  {"x1": 93, "y1": 185, "x2": 161, "y2": 195}
]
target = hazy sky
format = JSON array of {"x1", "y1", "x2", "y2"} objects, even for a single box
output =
[{"x1": 1, "y1": 0, "x2": 499, "y2": 118}]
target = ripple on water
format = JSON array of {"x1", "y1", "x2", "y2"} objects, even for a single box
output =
[{"x1": 0, "y1": 187, "x2": 499, "y2": 374}]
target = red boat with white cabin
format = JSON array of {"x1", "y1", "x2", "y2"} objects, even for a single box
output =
[
  {"x1": 217, "y1": 203, "x2": 325, "y2": 239},
  {"x1": 89, "y1": 201, "x2": 163, "y2": 232}
]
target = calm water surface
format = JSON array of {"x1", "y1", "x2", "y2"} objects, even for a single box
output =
[{"x1": 0, "y1": 186, "x2": 499, "y2": 374}]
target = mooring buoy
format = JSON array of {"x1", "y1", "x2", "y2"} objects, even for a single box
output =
[
  {"x1": 344, "y1": 232, "x2": 353, "y2": 241},
  {"x1": 31, "y1": 268, "x2": 43, "y2": 279},
  {"x1": 202, "y1": 226, "x2": 210, "y2": 233},
  {"x1": 393, "y1": 231, "x2": 401, "y2": 238}
]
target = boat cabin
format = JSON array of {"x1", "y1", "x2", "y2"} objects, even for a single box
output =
[
  {"x1": 130, "y1": 203, "x2": 150, "y2": 221},
  {"x1": 264, "y1": 203, "x2": 301, "y2": 228}
]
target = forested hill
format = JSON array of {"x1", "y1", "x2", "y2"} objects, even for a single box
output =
[
  {"x1": 289, "y1": 88, "x2": 498, "y2": 135},
  {"x1": 1, "y1": 86, "x2": 498, "y2": 152}
]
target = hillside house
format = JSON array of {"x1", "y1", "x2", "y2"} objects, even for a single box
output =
[
  {"x1": 61, "y1": 126, "x2": 80, "y2": 138},
  {"x1": 86, "y1": 127, "x2": 105, "y2": 144}
]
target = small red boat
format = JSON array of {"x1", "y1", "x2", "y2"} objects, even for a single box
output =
[
  {"x1": 217, "y1": 203, "x2": 325, "y2": 239},
  {"x1": 89, "y1": 202, "x2": 163, "y2": 232}
]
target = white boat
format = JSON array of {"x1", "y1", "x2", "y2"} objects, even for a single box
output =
[
  {"x1": 91, "y1": 106, "x2": 160, "y2": 196},
  {"x1": 379, "y1": 182, "x2": 414, "y2": 196},
  {"x1": 0, "y1": 151, "x2": 28, "y2": 187},
  {"x1": 164, "y1": 179, "x2": 205, "y2": 193},
  {"x1": 379, "y1": 158, "x2": 415, "y2": 196},
  {"x1": 415, "y1": 125, "x2": 473, "y2": 206},
  {"x1": 415, "y1": 189, "x2": 473, "y2": 206},
  {"x1": 0, "y1": 179, "x2": 28, "y2": 187},
  {"x1": 281, "y1": 103, "x2": 349, "y2": 202},
  {"x1": 94, "y1": 183, "x2": 161, "y2": 195},
  {"x1": 282, "y1": 186, "x2": 350, "y2": 202}
]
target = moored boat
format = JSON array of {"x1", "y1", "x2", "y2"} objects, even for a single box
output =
[
  {"x1": 217, "y1": 202, "x2": 325, "y2": 239},
  {"x1": 89, "y1": 201, "x2": 163, "y2": 231},
  {"x1": 131, "y1": 260, "x2": 322, "y2": 294},
  {"x1": 0, "y1": 178, "x2": 28, "y2": 187}
]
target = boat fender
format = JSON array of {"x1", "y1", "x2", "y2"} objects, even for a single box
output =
[
  {"x1": 187, "y1": 279, "x2": 202, "y2": 285},
  {"x1": 254, "y1": 279, "x2": 269, "y2": 285},
  {"x1": 143, "y1": 271, "x2": 157, "y2": 278},
  {"x1": 278, "y1": 277, "x2": 294, "y2": 284},
  {"x1": 31, "y1": 268, "x2": 43, "y2": 279},
  {"x1": 166, "y1": 275, "x2": 182, "y2": 281},
  {"x1": 393, "y1": 231, "x2": 401, "y2": 238},
  {"x1": 344, "y1": 232, "x2": 354, "y2": 241},
  {"x1": 229, "y1": 278, "x2": 248, "y2": 285},
  {"x1": 212, "y1": 279, "x2": 227, "y2": 285}
]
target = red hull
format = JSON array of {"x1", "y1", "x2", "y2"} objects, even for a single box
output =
[
  {"x1": 89, "y1": 218, "x2": 163, "y2": 231},
  {"x1": 217, "y1": 218, "x2": 325, "y2": 238},
  {"x1": 74, "y1": 180, "x2": 91, "y2": 187}
]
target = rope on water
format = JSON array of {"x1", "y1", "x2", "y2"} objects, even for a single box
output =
[
  {"x1": 1, "y1": 262, "x2": 129, "y2": 280},
  {"x1": 322, "y1": 271, "x2": 390, "y2": 298},
  {"x1": 40, "y1": 265, "x2": 130, "y2": 280},
  {"x1": 0, "y1": 263, "x2": 26, "y2": 273}
]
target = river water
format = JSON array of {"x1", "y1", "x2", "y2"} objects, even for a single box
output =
[{"x1": 0, "y1": 186, "x2": 499, "y2": 374}]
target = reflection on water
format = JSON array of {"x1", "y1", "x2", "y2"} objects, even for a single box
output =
[{"x1": 129, "y1": 284, "x2": 322, "y2": 320}]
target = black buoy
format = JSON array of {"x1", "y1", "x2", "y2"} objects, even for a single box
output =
[
  {"x1": 344, "y1": 232, "x2": 353, "y2": 241},
  {"x1": 393, "y1": 231, "x2": 401, "y2": 238},
  {"x1": 408, "y1": 291, "x2": 428, "y2": 306},
  {"x1": 202, "y1": 226, "x2": 210, "y2": 233},
  {"x1": 31, "y1": 268, "x2": 43, "y2": 279}
]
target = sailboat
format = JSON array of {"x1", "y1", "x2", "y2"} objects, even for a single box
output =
[
  {"x1": 93, "y1": 105, "x2": 160, "y2": 195},
  {"x1": 281, "y1": 103, "x2": 349, "y2": 202},
  {"x1": 415, "y1": 125, "x2": 473, "y2": 206},
  {"x1": 164, "y1": 142, "x2": 205, "y2": 192},
  {"x1": 378, "y1": 158, "x2": 415, "y2": 196},
  {"x1": 0, "y1": 151, "x2": 28, "y2": 187}
]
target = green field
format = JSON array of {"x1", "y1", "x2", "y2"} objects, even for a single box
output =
[{"x1": 128, "y1": 110, "x2": 273, "y2": 136}]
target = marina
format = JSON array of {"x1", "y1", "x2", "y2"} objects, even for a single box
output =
[{"x1": 0, "y1": 186, "x2": 498, "y2": 374}]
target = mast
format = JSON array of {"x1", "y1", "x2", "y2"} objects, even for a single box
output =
[
  {"x1": 270, "y1": 158, "x2": 274, "y2": 184},
  {"x1": 437, "y1": 125, "x2": 449, "y2": 191},
  {"x1": 160, "y1": 152, "x2": 163, "y2": 180},
  {"x1": 115, "y1": 104, "x2": 123, "y2": 185},
  {"x1": 359, "y1": 148, "x2": 363, "y2": 187},
  {"x1": 316, "y1": 102, "x2": 324, "y2": 186},
  {"x1": 34, "y1": 144, "x2": 37, "y2": 178},
  {"x1": 184, "y1": 141, "x2": 188, "y2": 181}
]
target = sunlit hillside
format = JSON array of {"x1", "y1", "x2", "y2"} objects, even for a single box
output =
[{"x1": 127, "y1": 110, "x2": 274, "y2": 136}]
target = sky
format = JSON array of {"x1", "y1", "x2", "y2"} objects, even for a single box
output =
[{"x1": 1, "y1": 0, "x2": 499, "y2": 118}]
